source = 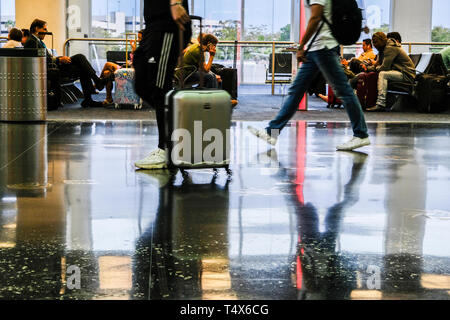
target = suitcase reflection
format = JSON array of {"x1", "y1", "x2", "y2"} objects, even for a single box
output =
[{"x1": 132, "y1": 172, "x2": 231, "y2": 300}]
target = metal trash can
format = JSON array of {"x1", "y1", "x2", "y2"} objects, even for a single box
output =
[{"x1": 0, "y1": 48, "x2": 47, "y2": 122}]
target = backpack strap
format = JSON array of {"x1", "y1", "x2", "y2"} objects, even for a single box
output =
[{"x1": 305, "y1": 20, "x2": 325, "y2": 54}]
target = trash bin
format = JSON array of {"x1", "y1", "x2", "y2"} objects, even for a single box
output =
[{"x1": 0, "y1": 48, "x2": 47, "y2": 122}]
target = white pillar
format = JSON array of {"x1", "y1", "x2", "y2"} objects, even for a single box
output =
[
  {"x1": 390, "y1": 0, "x2": 433, "y2": 53},
  {"x1": 15, "y1": 0, "x2": 66, "y2": 55},
  {"x1": 67, "y1": 0, "x2": 92, "y2": 58}
]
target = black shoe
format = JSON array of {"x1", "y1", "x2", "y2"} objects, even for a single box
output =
[
  {"x1": 366, "y1": 105, "x2": 386, "y2": 112},
  {"x1": 81, "y1": 99, "x2": 103, "y2": 108},
  {"x1": 94, "y1": 78, "x2": 106, "y2": 91}
]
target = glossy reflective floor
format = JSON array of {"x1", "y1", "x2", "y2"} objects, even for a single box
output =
[{"x1": 0, "y1": 121, "x2": 449, "y2": 300}]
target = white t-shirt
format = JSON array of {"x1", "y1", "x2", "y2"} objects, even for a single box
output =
[
  {"x1": 2, "y1": 40, "x2": 23, "y2": 48},
  {"x1": 305, "y1": 0, "x2": 339, "y2": 52}
]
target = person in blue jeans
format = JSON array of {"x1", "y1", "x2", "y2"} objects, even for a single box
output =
[{"x1": 249, "y1": 0, "x2": 371, "y2": 151}]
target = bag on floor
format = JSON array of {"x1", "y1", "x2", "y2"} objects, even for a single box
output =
[
  {"x1": 356, "y1": 72, "x2": 378, "y2": 110},
  {"x1": 216, "y1": 68, "x2": 238, "y2": 99},
  {"x1": 47, "y1": 68, "x2": 62, "y2": 111},
  {"x1": 415, "y1": 73, "x2": 449, "y2": 113},
  {"x1": 327, "y1": 87, "x2": 343, "y2": 108},
  {"x1": 114, "y1": 68, "x2": 142, "y2": 109}
]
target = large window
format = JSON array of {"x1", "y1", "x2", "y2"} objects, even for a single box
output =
[
  {"x1": 0, "y1": 0, "x2": 15, "y2": 37},
  {"x1": 362, "y1": 0, "x2": 391, "y2": 34},
  {"x1": 432, "y1": 0, "x2": 450, "y2": 43},
  {"x1": 91, "y1": 0, "x2": 142, "y2": 38},
  {"x1": 192, "y1": 0, "x2": 292, "y2": 41}
]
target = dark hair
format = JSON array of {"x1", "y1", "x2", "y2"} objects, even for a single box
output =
[
  {"x1": 138, "y1": 29, "x2": 144, "y2": 35},
  {"x1": 21, "y1": 29, "x2": 30, "y2": 37},
  {"x1": 199, "y1": 34, "x2": 219, "y2": 46},
  {"x1": 30, "y1": 19, "x2": 47, "y2": 34},
  {"x1": 362, "y1": 38, "x2": 372, "y2": 47},
  {"x1": 9, "y1": 28, "x2": 23, "y2": 42},
  {"x1": 387, "y1": 32, "x2": 402, "y2": 44}
]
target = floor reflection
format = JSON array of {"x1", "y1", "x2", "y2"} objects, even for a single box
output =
[{"x1": 0, "y1": 121, "x2": 449, "y2": 300}]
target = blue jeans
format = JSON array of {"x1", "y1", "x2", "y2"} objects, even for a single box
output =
[{"x1": 267, "y1": 46, "x2": 369, "y2": 139}]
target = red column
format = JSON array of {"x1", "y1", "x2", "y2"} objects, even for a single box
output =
[
  {"x1": 298, "y1": 0, "x2": 308, "y2": 111},
  {"x1": 295, "y1": 121, "x2": 307, "y2": 290}
]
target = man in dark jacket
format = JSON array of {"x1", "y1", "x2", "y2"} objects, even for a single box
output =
[
  {"x1": 134, "y1": 0, "x2": 192, "y2": 170},
  {"x1": 365, "y1": 32, "x2": 416, "y2": 112},
  {"x1": 24, "y1": 19, "x2": 107, "y2": 108}
]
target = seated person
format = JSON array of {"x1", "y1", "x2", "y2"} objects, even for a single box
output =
[
  {"x1": 2, "y1": 28, "x2": 24, "y2": 48},
  {"x1": 176, "y1": 33, "x2": 220, "y2": 88},
  {"x1": 24, "y1": 19, "x2": 109, "y2": 108},
  {"x1": 21, "y1": 29, "x2": 30, "y2": 45},
  {"x1": 101, "y1": 30, "x2": 144, "y2": 106},
  {"x1": 364, "y1": 32, "x2": 416, "y2": 112},
  {"x1": 387, "y1": 32, "x2": 402, "y2": 45},
  {"x1": 348, "y1": 38, "x2": 377, "y2": 74}
]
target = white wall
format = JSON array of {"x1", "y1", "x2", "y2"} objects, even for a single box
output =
[
  {"x1": 391, "y1": 0, "x2": 433, "y2": 53},
  {"x1": 15, "y1": 0, "x2": 66, "y2": 55},
  {"x1": 67, "y1": 0, "x2": 92, "y2": 57}
]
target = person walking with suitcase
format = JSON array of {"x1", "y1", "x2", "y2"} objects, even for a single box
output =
[
  {"x1": 134, "y1": 0, "x2": 192, "y2": 170},
  {"x1": 248, "y1": 0, "x2": 371, "y2": 151}
]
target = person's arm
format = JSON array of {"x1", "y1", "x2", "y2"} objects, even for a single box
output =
[
  {"x1": 59, "y1": 56, "x2": 71, "y2": 64},
  {"x1": 297, "y1": 4, "x2": 324, "y2": 62},
  {"x1": 130, "y1": 39, "x2": 137, "y2": 53},
  {"x1": 203, "y1": 44, "x2": 216, "y2": 72},
  {"x1": 376, "y1": 47, "x2": 397, "y2": 72},
  {"x1": 170, "y1": 0, "x2": 190, "y2": 31}
]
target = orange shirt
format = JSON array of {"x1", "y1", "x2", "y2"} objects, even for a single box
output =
[{"x1": 357, "y1": 49, "x2": 376, "y2": 62}]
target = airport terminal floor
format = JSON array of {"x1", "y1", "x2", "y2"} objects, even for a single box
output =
[{"x1": 1, "y1": 96, "x2": 449, "y2": 300}]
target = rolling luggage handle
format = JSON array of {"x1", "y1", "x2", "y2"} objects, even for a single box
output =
[{"x1": 178, "y1": 15, "x2": 205, "y2": 89}]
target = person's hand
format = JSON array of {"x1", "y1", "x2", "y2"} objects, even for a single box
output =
[
  {"x1": 59, "y1": 56, "x2": 71, "y2": 64},
  {"x1": 130, "y1": 40, "x2": 137, "y2": 52},
  {"x1": 171, "y1": 3, "x2": 190, "y2": 31},
  {"x1": 297, "y1": 48, "x2": 307, "y2": 63},
  {"x1": 208, "y1": 44, "x2": 216, "y2": 56},
  {"x1": 368, "y1": 58, "x2": 377, "y2": 66}
]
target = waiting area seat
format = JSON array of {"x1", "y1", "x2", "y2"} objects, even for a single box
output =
[
  {"x1": 265, "y1": 53, "x2": 293, "y2": 84},
  {"x1": 107, "y1": 51, "x2": 131, "y2": 66}
]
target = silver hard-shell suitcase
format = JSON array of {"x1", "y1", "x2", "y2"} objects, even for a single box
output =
[
  {"x1": 165, "y1": 89, "x2": 232, "y2": 169},
  {"x1": 165, "y1": 16, "x2": 232, "y2": 176}
]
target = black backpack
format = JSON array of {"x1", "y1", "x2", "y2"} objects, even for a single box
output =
[{"x1": 307, "y1": 0, "x2": 363, "y2": 48}]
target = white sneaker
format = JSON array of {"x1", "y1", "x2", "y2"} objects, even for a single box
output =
[
  {"x1": 134, "y1": 149, "x2": 167, "y2": 170},
  {"x1": 336, "y1": 137, "x2": 371, "y2": 151},
  {"x1": 248, "y1": 125, "x2": 278, "y2": 146}
]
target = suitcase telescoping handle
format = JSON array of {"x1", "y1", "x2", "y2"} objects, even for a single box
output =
[{"x1": 178, "y1": 15, "x2": 205, "y2": 89}]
